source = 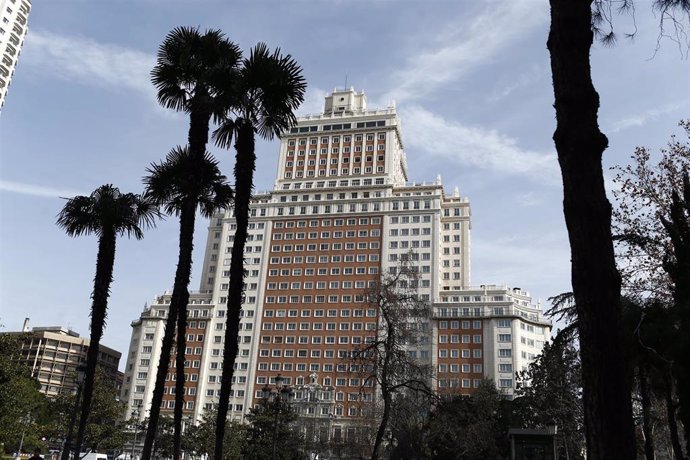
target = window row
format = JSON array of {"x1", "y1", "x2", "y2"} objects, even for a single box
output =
[
  {"x1": 261, "y1": 323, "x2": 377, "y2": 332},
  {"x1": 389, "y1": 227, "x2": 431, "y2": 236},
  {"x1": 277, "y1": 190, "x2": 382, "y2": 203},
  {"x1": 438, "y1": 320, "x2": 482, "y2": 330},
  {"x1": 264, "y1": 293, "x2": 376, "y2": 304},
  {"x1": 389, "y1": 240, "x2": 432, "y2": 249},
  {"x1": 391, "y1": 200, "x2": 432, "y2": 211},
  {"x1": 279, "y1": 177, "x2": 386, "y2": 190},
  {"x1": 286, "y1": 145, "x2": 385, "y2": 157},
  {"x1": 437, "y1": 379, "x2": 482, "y2": 389},
  {"x1": 438, "y1": 348, "x2": 482, "y2": 359},
  {"x1": 274, "y1": 217, "x2": 380, "y2": 229},
  {"x1": 273, "y1": 229, "x2": 381, "y2": 240},
  {"x1": 284, "y1": 167, "x2": 385, "y2": 178},
  {"x1": 287, "y1": 133, "x2": 387, "y2": 145},
  {"x1": 264, "y1": 308, "x2": 375, "y2": 318},
  {"x1": 437, "y1": 363, "x2": 483, "y2": 373},
  {"x1": 438, "y1": 334, "x2": 483, "y2": 344},
  {"x1": 258, "y1": 335, "x2": 375, "y2": 348},
  {"x1": 389, "y1": 215, "x2": 432, "y2": 224}
]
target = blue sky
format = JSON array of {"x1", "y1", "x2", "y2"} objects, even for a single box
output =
[{"x1": 0, "y1": 0, "x2": 687, "y2": 368}]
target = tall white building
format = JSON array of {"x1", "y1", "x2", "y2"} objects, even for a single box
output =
[
  {"x1": 121, "y1": 88, "x2": 551, "y2": 432},
  {"x1": 0, "y1": 0, "x2": 30, "y2": 110}
]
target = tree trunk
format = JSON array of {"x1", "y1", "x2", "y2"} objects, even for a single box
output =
[
  {"x1": 371, "y1": 390, "x2": 391, "y2": 460},
  {"x1": 173, "y1": 201, "x2": 196, "y2": 460},
  {"x1": 662, "y1": 178, "x2": 690, "y2": 455},
  {"x1": 143, "y1": 199, "x2": 196, "y2": 460},
  {"x1": 188, "y1": 105, "x2": 210, "y2": 160},
  {"x1": 215, "y1": 120, "x2": 255, "y2": 460},
  {"x1": 665, "y1": 378, "x2": 685, "y2": 460},
  {"x1": 73, "y1": 230, "x2": 116, "y2": 460},
  {"x1": 547, "y1": 0, "x2": 636, "y2": 458},
  {"x1": 639, "y1": 367, "x2": 656, "y2": 460}
]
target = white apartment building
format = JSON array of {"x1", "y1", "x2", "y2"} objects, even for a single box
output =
[
  {"x1": 0, "y1": 0, "x2": 30, "y2": 110},
  {"x1": 121, "y1": 88, "x2": 551, "y2": 428}
]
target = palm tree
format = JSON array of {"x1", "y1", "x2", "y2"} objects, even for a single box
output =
[
  {"x1": 147, "y1": 26, "x2": 239, "y2": 460},
  {"x1": 56, "y1": 185, "x2": 158, "y2": 460},
  {"x1": 141, "y1": 146, "x2": 233, "y2": 460},
  {"x1": 151, "y1": 26, "x2": 241, "y2": 160},
  {"x1": 212, "y1": 43, "x2": 306, "y2": 460}
]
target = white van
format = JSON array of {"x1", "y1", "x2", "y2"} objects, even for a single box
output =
[{"x1": 81, "y1": 453, "x2": 107, "y2": 460}]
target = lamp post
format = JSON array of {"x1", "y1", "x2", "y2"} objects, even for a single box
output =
[
  {"x1": 262, "y1": 374, "x2": 292, "y2": 459},
  {"x1": 129, "y1": 402, "x2": 142, "y2": 460},
  {"x1": 61, "y1": 363, "x2": 87, "y2": 460}
]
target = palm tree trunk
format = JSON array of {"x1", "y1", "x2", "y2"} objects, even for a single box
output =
[
  {"x1": 215, "y1": 120, "x2": 255, "y2": 460},
  {"x1": 547, "y1": 0, "x2": 636, "y2": 458},
  {"x1": 74, "y1": 230, "x2": 116, "y2": 460},
  {"x1": 173, "y1": 202, "x2": 196, "y2": 460},
  {"x1": 188, "y1": 104, "x2": 210, "y2": 160},
  {"x1": 143, "y1": 199, "x2": 196, "y2": 460}
]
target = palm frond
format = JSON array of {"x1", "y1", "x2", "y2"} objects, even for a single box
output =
[
  {"x1": 212, "y1": 117, "x2": 236, "y2": 150},
  {"x1": 144, "y1": 146, "x2": 233, "y2": 218},
  {"x1": 57, "y1": 184, "x2": 159, "y2": 240},
  {"x1": 57, "y1": 195, "x2": 100, "y2": 237},
  {"x1": 239, "y1": 42, "x2": 306, "y2": 140},
  {"x1": 151, "y1": 26, "x2": 242, "y2": 116}
]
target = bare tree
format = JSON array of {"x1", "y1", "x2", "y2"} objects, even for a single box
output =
[
  {"x1": 350, "y1": 258, "x2": 434, "y2": 460},
  {"x1": 612, "y1": 121, "x2": 690, "y2": 301}
]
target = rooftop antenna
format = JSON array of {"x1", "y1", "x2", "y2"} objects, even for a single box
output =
[{"x1": 344, "y1": 74, "x2": 348, "y2": 91}]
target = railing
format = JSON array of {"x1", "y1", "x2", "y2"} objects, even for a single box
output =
[{"x1": 432, "y1": 305, "x2": 550, "y2": 324}]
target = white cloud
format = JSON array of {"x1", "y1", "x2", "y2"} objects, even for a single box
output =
[
  {"x1": 296, "y1": 86, "x2": 329, "y2": 117},
  {"x1": 385, "y1": 0, "x2": 548, "y2": 103},
  {"x1": 608, "y1": 99, "x2": 688, "y2": 133},
  {"x1": 516, "y1": 191, "x2": 547, "y2": 207},
  {"x1": 23, "y1": 30, "x2": 155, "y2": 95},
  {"x1": 0, "y1": 180, "x2": 85, "y2": 198},
  {"x1": 488, "y1": 64, "x2": 548, "y2": 102},
  {"x1": 401, "y1": 105, "x2": 559, "y2": 182},
  {"x1": 472, "y1": 232, "x2": 571, "y2": 300}
]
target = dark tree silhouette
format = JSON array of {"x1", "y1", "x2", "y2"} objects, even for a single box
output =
[
  {"x1": 212, "y1": 43, "x2": 305, "y2": 460},
  {"x1": 547, "y1": 1, "x2": 689, "y2": 456},
  {"x1": 151, "y1": 26, "x2": 241, "y2": 161},
  {"x1": 56, "y1": 185, "x2": 157, "y2": 460},
  {"x1": 349, "y1": 261, "x2": 433, "y2": 460},
  {"x1": 142, "y1": 148, "x2": 233, "y2": 460},
  {"x1": 145, "y1": 26, "x2": 240, "y2": 460}
]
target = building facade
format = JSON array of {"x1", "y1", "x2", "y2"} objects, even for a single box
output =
[
  {"x1": 121, "y1": 88, "x2": 551, "y2": 428},
  {"x1": 0, "y1": 0, "x2": 30, "y2": 110},
  {"x1": 8, "y1": 320, "x2": 122, "y2": 397}
]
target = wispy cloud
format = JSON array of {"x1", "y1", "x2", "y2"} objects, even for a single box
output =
[
  {"x1": 608, "y1": 99, "x2": 688, "y2": 133},
  {"x1": 23, "y1": 30, "x2": 155, "y2": 96},
  {"x1": 401, "y1": 106, "x2": 559, "y2": 182},
  {"x1": 516, "y1": 191, "x2": 548, "y2": 207},
  {"x1": 488, "y1": 64, "x2": 548, "y2": 102},
  {"x1": 472, "y1": 232, "x2": 570, "y2": 299},
  {"x1": 0, "y1": 180, "x2": 85, "y2": 199},
  {"x1": 296, "y1": 86, "x2": 329, "y2": 117},
  {"x1": 384, "y1": 0, "x2": 548, "y2": 103}
]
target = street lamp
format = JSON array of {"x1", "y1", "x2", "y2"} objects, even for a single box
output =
[
  {"x1": 61, "y1": 363, "x2": 87, "y2": 460},
  {"x1": 262, "y1": 374, "x2": 292, "y2": 459},
  {"x1": 129, "y1": 402, "x2": 142, "y2": 460}
]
